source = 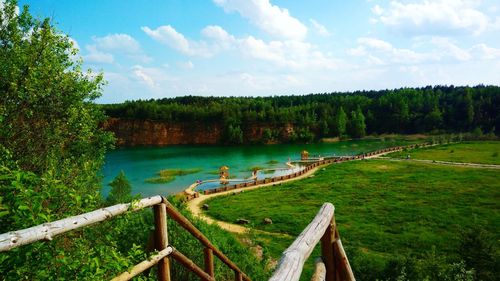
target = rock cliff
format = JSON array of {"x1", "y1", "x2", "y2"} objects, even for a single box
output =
[{"x1": 103, "y1": 118, "x2": 297, "y2": 146}]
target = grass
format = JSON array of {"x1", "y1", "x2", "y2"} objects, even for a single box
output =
[
  {"x1": 204, "y1": 157, "x2": 499, "y2": 279},
  {"x1": 387, "y1": 141, "x2": 500, "y2": 164},
  {"x1": 145, "y1": 168, "x2": 202, "y2": 184}
]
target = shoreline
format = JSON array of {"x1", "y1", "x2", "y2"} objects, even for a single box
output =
[{"x1": 185, "y1": 149, "x2": 399, "y2": 234}]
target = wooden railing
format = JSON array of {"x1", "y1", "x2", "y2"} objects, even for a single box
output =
[
  {"x1": 270, "y1": 203, "x2": 355, "y2": 281},
  {"x1": 0, "y1": 196, "x2": 250, "y2": 281}
]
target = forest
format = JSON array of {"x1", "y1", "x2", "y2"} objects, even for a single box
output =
[{"x1": 104, "y1": 85, "x2": 500, "y2": 143}]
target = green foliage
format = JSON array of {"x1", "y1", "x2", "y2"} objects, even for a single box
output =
[
  {"x1": 335, "y1": 106, "x2": 348, "y2": 137},
  {"x1": 349, "y1": 107, "x2": 366, "y2": 138},
  {"x1": 145, "y1": 168, "x2": 202, "y2": 184},
  {"x1": 225, "y1": 123, "x2": 244, "y2": 144},
  {"x1": 104, "y1": 86, "x2": 500, "y2": 142},
  {"x1": 205, "y1": 155, "x2": 499, "y2": 280},
  {"x1": 106, "y1": 171, "x2": 133, "y2": 205},
  {"x1": 387, "y1": 141, "x2": 500, "y2": 165},
  {"x1": 459, "y1": 227, "x2": 499, "y2": 281}
]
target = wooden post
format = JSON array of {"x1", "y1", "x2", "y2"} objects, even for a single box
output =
[
  {"x1": 204, "y1": 247, "x2": 215, "y2": 278},
  {"x1": 235, "y1": 270, "x2": 243, "y2": 281},
  {"x1": 320, "y1": 215, "x2": 336, "y2": 281},
  {"x1": 154, "y1": 203, "x2": 171, "y2": 281}
]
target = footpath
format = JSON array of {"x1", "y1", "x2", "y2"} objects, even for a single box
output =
[{"x1": 185, "y1": 148, "x2": 400, "y2": 234}]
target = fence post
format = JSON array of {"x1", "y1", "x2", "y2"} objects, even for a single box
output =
[
  {"x1": 204, "y1": 247, "x2": 215, "y2": 278},
  {"x1": 235, "y1": 270, "x2": 243, "y2": 281},
  {"x1": 320, "y1": 214, "x2": 336, "y2": 281},
  {"x1": 154, "y1": 203, "x2": 171, "y2": 281}
]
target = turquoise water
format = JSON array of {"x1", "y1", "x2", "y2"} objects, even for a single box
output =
[{"x1": 102, "y1": 138, "x2": 412, "y2": 197}]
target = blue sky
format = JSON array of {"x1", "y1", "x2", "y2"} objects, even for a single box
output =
[{"x1": 18, "y1": 0, "x2": 500, "y2": 103}]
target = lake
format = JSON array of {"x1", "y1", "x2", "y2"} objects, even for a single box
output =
[{"x1": 102, "y1": 138, "x2": 414, "y2": 197}]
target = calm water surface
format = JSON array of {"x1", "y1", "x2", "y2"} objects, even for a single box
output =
[{"x1": 102, "y1": 139, "x2": 412, "y2": 197}]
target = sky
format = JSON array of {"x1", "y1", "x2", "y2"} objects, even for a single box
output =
[{"x1": 18, "y1": 0, "x2": 500, "y2": 103}]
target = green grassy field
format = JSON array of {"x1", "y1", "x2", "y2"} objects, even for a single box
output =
[
  {"x1": 204, "y1": 155, "x2": 499, "y2": 280},
  {"x1": 387, "y1": 141, "x2": 500, "y2": 164}
]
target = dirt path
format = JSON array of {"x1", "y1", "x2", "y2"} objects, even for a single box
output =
[
  {"x1": 185, "y1": 150, "x2": 393, "y2": 235},
  {"x1": 378, "y1": 157, "x2": 500, "y2": 169}
]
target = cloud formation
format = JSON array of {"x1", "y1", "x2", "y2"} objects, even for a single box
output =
[
  {"x1": 213, "y1": 0, "x2": 308, "y2": 40},
  {"x1": 84, "y1": 33, "x2": 150, "y2": 64},
  {"x1": 372, "y1": 0, "x2": 493, "y2": 36},
  {"x1": 309, "y1": 19, "x2": 331, "y2": 37},
  {"x1": 143, "y1": 24, "x2": 337, "y2": 70}
]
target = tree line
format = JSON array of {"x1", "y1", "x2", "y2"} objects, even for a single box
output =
[{"x1": 103, "y1": 85, "x2": 500, "y2": 143}]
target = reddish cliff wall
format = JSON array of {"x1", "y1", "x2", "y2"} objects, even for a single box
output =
[
  {"x1": 103, "y1": 118, "x2": 222, "y2": 146},
  {"x1": 103, "y1": 118, "x2": 297, "y2": 146}
]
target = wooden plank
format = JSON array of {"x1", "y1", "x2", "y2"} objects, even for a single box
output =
[
  {"x1": 333, "y1": 233, "x2": 355, "y2": 281},
  {"x1": 235, "y1": 270, "x2": 243, "y2": 281},
  {"x1": 310, "y1": 257, "x2": 326, "y2": 281},
  {"x1": 154, "y1": 203, "x2": 170, "y2": 281},
  {"x1": 320, "y1": 216, "x2": 335, "y2": 281},
  {"x1": 0, "y1": 196, "x2": 163, "y2": 252},
  {"x1": 270, "y1": 203, "x2": 334, "y2": 281},
  {"x1": 111, "y1": 246, "x2": 173, "y2": 281},
  {"x1": 170, "y1": 250, "x2": 214, "y2": 281},
  {"x1": 204, "y1": 247, "x2": 215, "y2": 278}
]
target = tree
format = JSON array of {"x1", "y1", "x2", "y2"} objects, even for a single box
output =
[
  {"x1": 335, "y1": 106, "x2": 347, "y2": 137},
  {"x1": 106, "y1": 171, "x2": 133, "y2": 205},
  {"x1": 1, "y1": 1, "x2": 114, "y2": 278},
  {"x1": 349, "y1": 107, "x2": 366, "y2": 138}
]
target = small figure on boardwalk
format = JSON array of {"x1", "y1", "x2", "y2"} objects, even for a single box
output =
[{"x1": 406, "y1": 154, "x2": 411, "y2": 160}]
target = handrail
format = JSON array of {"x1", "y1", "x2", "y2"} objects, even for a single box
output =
[
  {"x1": 0, "y1": 196, "x2": 250, "y2": 281},
  {"x1": 0, "y1": 196, "x2": 163, "y2": 252},
  {"x1": 270, "y1": 203, "x2": 355, "y2": 281}
]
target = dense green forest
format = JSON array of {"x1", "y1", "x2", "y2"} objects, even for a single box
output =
[{"x1": 103, "y1": 85, "x2": 500, "y2": 143}]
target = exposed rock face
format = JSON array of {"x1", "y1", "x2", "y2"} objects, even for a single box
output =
[
  {"x1": 103, "y1": 118, "x2": 222, "y2": 146},
  {"x1": 103, "y1": 118, "x2": 298, "y2": 146}
]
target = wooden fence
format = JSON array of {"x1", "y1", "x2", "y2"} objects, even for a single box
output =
[
  {"x1": 199, "y1": 143, "x2": 425, "y2": 197},
  {"x1": 270, "y1": 203, "x2": 355, "y2": 281},
  {"x1": 0, "y1": 196, "x2": 249, "y2": 281}
]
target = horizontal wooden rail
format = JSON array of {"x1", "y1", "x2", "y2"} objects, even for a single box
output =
[
  {"x1": 270, "y1": 203, "x2": 334, "y2": 281},
  {"x1": 0, "y1": 196, "x2": 163, "y2": 252},
  {"x1": 111, "y1": 246, "x2": 174, "y2": 281},
  {"x1": 171, "y1": 250, "x2": 215, "y2": 281},
  {"x1": 270, "y1": 203, "x2": 354, "y2": 281}
]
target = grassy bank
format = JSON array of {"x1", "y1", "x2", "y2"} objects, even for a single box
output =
[
  {"x1": 145, "y1": 168, "x2": 202, "y2": 184},
  {"x1": 387, "y1": 141, "x2": 500, "y2": 164},
  {"x1": 204, "y1": 156, "x2": 499, "y2": 279}
]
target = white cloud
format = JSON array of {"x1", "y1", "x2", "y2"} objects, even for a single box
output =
[
  {"x1": 201, "y1": 25, "x2": 237, "y2": 50},
  {"x1": 84, "y1": 45, "x2": 114, "y2": 64},
  {"x1": 213, "y1": 0, "x2": 308, "y2": 40},
  {"x1": 430, "y1": 37, "x2": 472, "y2": 61},
  {"x1": 92, "y1": 33, "x2": 141, "y2": 53},
  {"x1": 144, "y1": 24, "x2": 337, "y2": 70},
  {"x1": 142, "y1": 25, "x2": 213, "y2": 57},
  {"x1": 84, "y1": 33, "x2": 151, "y2": 64},
  {"x1": 309, "y1": 19, "x2": 331, "y2": 37},
  {"x1": 239, "y1": 36, "x2": 337, "y2": 69},
  {"x1": 133, "y1": 65, "x2": 157, "y2": 88},
  {"x1": 373, "y1": 0, "x2": 492, "y2": 36},
  {"x1": 470, "y1": 43, "x2": 500, "y2": 59},
  {"x1": 349, "y1": 37, "x2": 438, "y2": 65},
  {"x1": 177, "y1": 60, "x2": 194, "y2": 70},
  {"x1": 371, "y1": 4, "x2": 384, "y2": 16},
  {"x1": 349, "y1": 35, "x2": 500, "y2": 67}
]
